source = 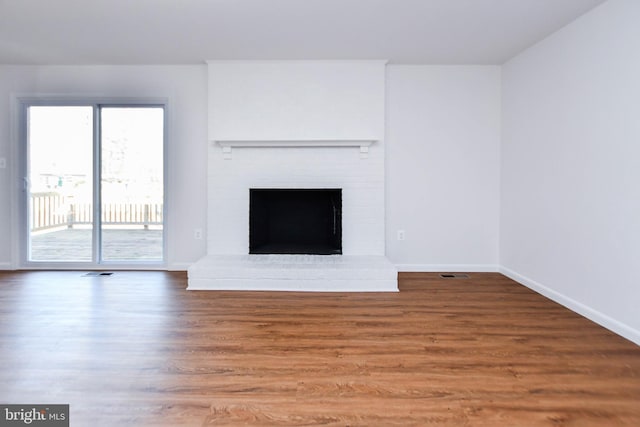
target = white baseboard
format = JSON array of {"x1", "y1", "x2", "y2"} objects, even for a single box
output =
[
  {"x1": 167, "y1": 262, "x2": 191, "y2": 271},
  {"x1": 395, "y1": 264, "x2": 499, "y2": 273},
  {"x1": 0, "y1": 262, "x2": 13, "y2": 270},
  {"x1": 500, "y1": 266, "x2": 640, "y2": 346}
]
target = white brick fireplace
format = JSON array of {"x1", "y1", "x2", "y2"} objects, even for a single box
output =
[{"x1": 188, "y1": 60, "x2": 397, "y2": 291}]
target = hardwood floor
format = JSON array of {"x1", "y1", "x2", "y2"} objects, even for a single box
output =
[{"x1": 0, "y1": 271, "x2": 638, "y2": 426}]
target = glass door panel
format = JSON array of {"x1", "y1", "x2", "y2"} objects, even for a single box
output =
[
  {"x1": 28, "y1": 106, "x2": 94, "y2": 262},
  {"x1": 100, "y1": 107, "x2": 164, "y2": 261}
]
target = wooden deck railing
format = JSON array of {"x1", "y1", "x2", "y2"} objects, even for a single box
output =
[{"x1": 30, "y1": 192, "x2": 163, "y2": 232}]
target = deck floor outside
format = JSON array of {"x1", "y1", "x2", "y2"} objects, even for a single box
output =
[{"x1": 30, "y1": 228, "x2": 163, "y2": 261}]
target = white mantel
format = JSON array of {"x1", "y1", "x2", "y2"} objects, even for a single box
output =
[
  {"x1": 188, "y1": 60, "x2": 397, "y2": 291},
  {"x1": 213, "y1": 139, "x2": 376, "y2": 159}
]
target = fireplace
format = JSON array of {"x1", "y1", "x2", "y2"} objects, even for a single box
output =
[
  {"x1": 188, "y1": 60, "x2": 397, "y2": 292},
  {"x1": 250, "y1": 189, "x2": 342, "y2": 255}
]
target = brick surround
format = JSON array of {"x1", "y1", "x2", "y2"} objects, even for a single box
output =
[{"x1": 207, "y1": 143, "x2": 385, "y2": 256}]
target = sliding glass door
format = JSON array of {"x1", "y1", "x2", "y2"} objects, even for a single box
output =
[
  {"x1": 27, "y1": 106, "x2": 94, "y2": 262},
  {"x1": 100, "y1": 107, "x2": 164, "y2": 262},
  {"x1": 24, "y1": 103, "x2": 165, "y2": 266}
]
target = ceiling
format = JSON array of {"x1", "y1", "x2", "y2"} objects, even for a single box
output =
[{"x1": 0, "y1": 0, "x2": 606, "y2": 65}]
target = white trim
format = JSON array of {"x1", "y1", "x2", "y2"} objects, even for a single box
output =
[
  {"x1": 213, "y1": 139, "x2": 376, "y2": 160},
  {"x1": 215, "y1": 139, "x2": 375, "y2": 148},
  {"x1": 396, "y1": 264, "x2": 499, "y2": 272},
  {"x1": 500, "y1": 266, "x2": 640, "y2": 346},
  {"x1": 205, "y1": 59, "x2": 389, "y2": 66},
  {"x1": 167, "y1": 262, "x2": 191, "y2": 271},
  {"x1": 0, "y1": 262, "x2": 13, "y2": 270},
  {"x1": 9, "y1": 94, "x2": 21, "y2": 270}
]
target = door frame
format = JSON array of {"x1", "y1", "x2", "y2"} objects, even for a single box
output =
[{"x1": 14, "y1": 96, "x2": 169, "y2": 270}]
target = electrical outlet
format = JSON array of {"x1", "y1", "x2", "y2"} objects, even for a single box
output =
[
  {"x1": 397, "y1": 230, "x2": 405, "y2": 241},
  {"x1": 194, "y1": 228, "x2": 203, "y2": 240},
  {"x1": 0, "y1": 158, "x2": 6, "y2": 169}
]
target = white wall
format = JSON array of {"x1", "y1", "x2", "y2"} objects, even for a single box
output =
[
  {"x1": 386, "y1": 65, "x2": 501, "y2": 271},
  {"x1": 0, "y1": 65, "x2": 208, "y2": 270},
  {"x1": 208, "y1": 60, "x2": 386, "y2": 141},
  {"x1": 0, "y1": 63, "x2": 501, "y2": 271},
  {"x1": 501, "y1": 0, "x2": 640, "y2": 343}
]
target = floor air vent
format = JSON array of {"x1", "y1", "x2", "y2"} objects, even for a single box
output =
[
  {"x1": 83, "y1": 272, "x2": 114, "y2": 277},
  {"x1": 439, "y1": 273, "x2": 469, "y2": 279}
]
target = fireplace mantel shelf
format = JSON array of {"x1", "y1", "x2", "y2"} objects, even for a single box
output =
[{"x1": 212, "y1": 139, "x2": 376, "y2": 159}]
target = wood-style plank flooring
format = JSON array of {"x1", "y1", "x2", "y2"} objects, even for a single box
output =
[{"x1": 0, "y1": 271, "x2": 638, "y2": 426}]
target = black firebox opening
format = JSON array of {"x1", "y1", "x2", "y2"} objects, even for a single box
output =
[{"x1": 250, "y1": 189, "x2": 342, "y2": 255}]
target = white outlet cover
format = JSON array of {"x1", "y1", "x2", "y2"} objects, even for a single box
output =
[
  {"x1": 0, "y1": 158, "x2": 6, "y2": 169},
  {"x1": 194, "y1": 228, "x2": 203, "y2": 240}
]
